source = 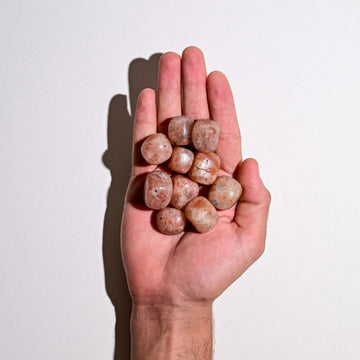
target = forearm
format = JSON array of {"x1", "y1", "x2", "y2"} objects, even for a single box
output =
[{"x1": 130, "y1": 303, "x2": 213, "y2": 360}]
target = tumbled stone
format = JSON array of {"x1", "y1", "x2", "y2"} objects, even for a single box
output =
[
  {"x1": 144, "y1": 171, "x2": 172, "y2": 210},
  {"x1": 192, "y1": 119, "x2": 220, "y2": 153},
  {"x1": 141, "y1": 133, "x2": 173, "y2": 165},
  {"x1": 168, "y1": 116, "x2": 194, "y2": 146},
  {"x1": 188, "y1": 152, "x2": 220, "y2": 185},
  {"x1": 168, "y1": 147, "x2": 194, "y2": 174},
  {"x1": 156, "y1": 207, "x2": 186, "y2": 235},
  {"x1": 185, "y1": 196, "x2": 218, "y2": 233},
  {"x1": 208, "y1": 176, "x2": 242, "y2": 210},
  {"x1": 170, "y1": 175, "x2": 200, "y2": 210}
]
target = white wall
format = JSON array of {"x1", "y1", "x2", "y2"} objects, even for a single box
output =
[{"x1": 1, "y1": 1, "x2": 359, "y2": 359}]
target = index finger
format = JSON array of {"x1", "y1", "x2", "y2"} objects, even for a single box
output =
[{"x1": 207, "y1": 71, "x2": 242, "y2": 175}]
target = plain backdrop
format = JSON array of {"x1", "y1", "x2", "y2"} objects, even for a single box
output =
[{"x1": 1, "y1": 1, "x2": 359, "y2": 359}]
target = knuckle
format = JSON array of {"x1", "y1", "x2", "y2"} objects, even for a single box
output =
[
  {"x1": 265, "y1": 189, "x2": 271, "y2": 203},
  {"x1": 262, "y1": 187, "x2": 271, "y2": 206},
  {"x1": 219, "y1": 130, "x2": 240, "y2": 142},
  {"x1": 255, "y1": 240, "x2": 266, "y2": 258},
  {"x1": 248, "y1": 240, "x2": 266, "y2": 262}
]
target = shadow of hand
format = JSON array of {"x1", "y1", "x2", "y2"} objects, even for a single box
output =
[{"x1": 102, "y1": 53, "x2": 162, "y2": 360}]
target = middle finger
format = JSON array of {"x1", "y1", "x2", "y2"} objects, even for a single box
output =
[{"x1": 182, "y1": 46, "x2": 210, "y2": 119}]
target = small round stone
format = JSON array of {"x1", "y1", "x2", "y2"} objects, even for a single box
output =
[
  {"x1": 208, "y1": 176, "x2": 243, "y2": 210},
  {"x1": 156, "y1": 207, "x2": 186, "y2": 235},
  {"x1": 144, "y1": 171, "x2": 172, "y2": 210},
  {"x1": 168, "y1": 147, "x2": 194, "y2": 174},
  {"x1": 168, "y1": 116, "x2": 194, "y2": 146},
  {"x1": 171, "y1": 175, "x2": 200, "y2": 210},
  {"x1": 141, "y1": 133, "x2": 173, "y2": 165},
  {"x1": 188, "y1": 152, "x2": 220, "y2": 185},
  {"x1": 185, "y1": 196, "x2": 218, "y2": 233},
  {"x1": 192, "y1": 119, "x2": 220, "y2": 153}
]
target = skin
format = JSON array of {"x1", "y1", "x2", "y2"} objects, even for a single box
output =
[{"x1": 121, "y1": 46, "x2": 271, "y2": 360}]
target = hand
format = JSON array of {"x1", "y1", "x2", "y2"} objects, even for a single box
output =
[{"x1": 121, "y1": 47, "x2": 271, "y2": 359}]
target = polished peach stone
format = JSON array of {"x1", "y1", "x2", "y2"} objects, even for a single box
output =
[
  {"x1": 192, "y1": 119, "x2": 220, "y2": 153},
  {"x1": 208, "y1": 176, "x2": 242, "y2": 210},
  {"x1": 168, "y1": 116, "x2": 194, "y2": 146},
  {"x1": 185, "y1": 196, "x2": 218, "y2": 233},
  {"x1": 156, "y1": 207, "x2": 186, "y2": 235},
  {"x1": 141, "y1": 133, "x2": 172, "y2": 165},
  {"x1": 188, "y1": 152, "x2": 220, "y2": 185},
  {"x1": 144, "y1": 171, "x2": 172, "y2": 210},
  {"x1": 168, "y1": 146, "x2": 194, "y2": 174},
  {"x1": 170, "y1": 175, "x2": 200, "y2": 210}
]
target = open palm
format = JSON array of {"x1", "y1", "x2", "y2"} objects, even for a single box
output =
[{"x1": 121, "y1": 47, "x2": 271, "y2": 308}]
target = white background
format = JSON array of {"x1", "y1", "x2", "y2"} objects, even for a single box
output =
[{"x1": 1, "y1": 0, "x2": 359, "y2": 359}]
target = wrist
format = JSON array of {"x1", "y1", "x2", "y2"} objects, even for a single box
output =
[
  {"x1": 132, "y1": 299, "x2": 212, "y2": 321},
  {"x1": 130, "y1": 302, "x2": 213, "y2": 360}
]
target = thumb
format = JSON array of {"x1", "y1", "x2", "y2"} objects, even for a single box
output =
[{"x1": 235, "y1": 158, "x2": 271, "y2": 260}]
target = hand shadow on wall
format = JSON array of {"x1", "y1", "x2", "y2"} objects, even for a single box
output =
[{"x1": 102, "y1": 53, "x2": 162, "y2": 360}]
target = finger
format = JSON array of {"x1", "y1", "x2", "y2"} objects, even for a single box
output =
[
  {"x1": 235, "y1": 158, "x2": 271, "y2": 261},
  {"x1": 207, "y1": 71, "x2": 242, "y2": 175},
  {"x1": 182, "y1": 46, "x2": 210, "y2": 119},
  {"x1": 132, "y1": 88, "x2": 157, "y2": 177},
  {"x1": 157, "y1": 52, "x2": 182, "y2": 133}
]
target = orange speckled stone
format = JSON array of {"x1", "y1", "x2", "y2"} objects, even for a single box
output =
[
  {"x1": 188, "y1": 152, "x2": 220, "y2": 185},
  {"x1": 171, "y1": 175, "x2": 200, "y2": 210},
  {"x1": 168, "y1": 147, "x2": 194, "y2": 174},
  {"x1": 185, "y1": 196, "x2": 218, "y2": 233},
  {"x1": 208, "y1": 176, "x2": 242, "y2": 210},
  {"x1": 168, "y1": 116, "x2": 194, "y2": 146},
  {"x1": 192, "y1": 119, "x2": 220, "y2": 153},
  {"x1": 141, "y1": 133, "x2": 172, "y2": 165},
  {"x1": 156, "y1": 207, "x2": 186, "y2": 235},
  {"x1": 144, "y1": 171, "x2": 172, "y2": 210}
]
